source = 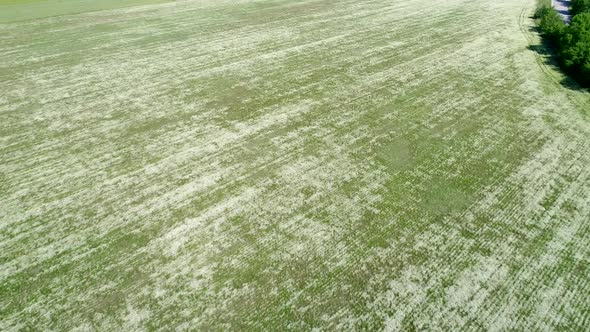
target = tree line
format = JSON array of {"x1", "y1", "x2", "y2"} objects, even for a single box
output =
[{"x1": 535, "y1": 0, "x2": 590, "y2": 87}]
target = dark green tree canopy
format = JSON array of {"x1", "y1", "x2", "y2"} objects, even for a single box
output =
[
  {"x1": 536, "y1": 5, "x2": 590, "y2": 87},
  {"x1": 560, "y1": 13, "x2": 590, "y2": 84},
  {"x1": 572, "y1": 0, "x2": 590, "y2": 16}
]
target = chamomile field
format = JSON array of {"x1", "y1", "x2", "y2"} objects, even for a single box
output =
[{"x1": 1, "y1": 0, "x2": 590, "y2": 330}]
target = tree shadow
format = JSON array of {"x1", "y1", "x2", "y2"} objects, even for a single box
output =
[
  {"x1": 555, "y1": 9, "x2": 570, "y2": 16},
  {"x1": 526, "y1": 26, "x2": 588, "y2": 92}
]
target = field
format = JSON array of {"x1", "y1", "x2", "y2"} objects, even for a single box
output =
[{"x1": 1, "y1": 0, "x2": 590, "y2": 330}]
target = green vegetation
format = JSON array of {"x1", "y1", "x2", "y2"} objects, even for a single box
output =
[
  {"x1": 561, "y1": 13, "x2": 590, "y2": 85},
  {"x1": 0, "y1": 0, "x2": 169, "y2": 23},
  {"x1": 572, "y1": 0, "x2": 590, "y2": 15},
  {"x1": 536, "y1": 0, "x2": 590, "y2": 86},
  {"x1": 1, "y1": 0, "x2": 590, "y2": 330},
  {"x1": 536, "y1": 4, "x2": 566, "y2": 43}
]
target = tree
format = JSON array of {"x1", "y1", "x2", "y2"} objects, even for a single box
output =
[
  {"x1": 534, "y1": 4, "x2": 552, "y2": 19},
  {"x1": 560, "y1": 13, "x2": 590, "y2": 85},
  {"x1": 572, "y1": 0, "x2": 590, "y2": 16},
  {"x1": 539, "y1": 7, "x2": 566, "y2": 45}
]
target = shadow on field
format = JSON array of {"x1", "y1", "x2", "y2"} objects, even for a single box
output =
[{"x1": 526, "y1": 25, "x2": 588, "y2": 92}]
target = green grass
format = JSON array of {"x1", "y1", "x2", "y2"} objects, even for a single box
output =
[
  {"x1": 0, "y1": 0, "x2": 171, "y2": 23},
  {"x1": 1, "y1": 0, "x2": 590, "y2": 330}
]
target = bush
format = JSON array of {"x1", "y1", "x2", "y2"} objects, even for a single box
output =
[
  {"x1": 536, "y1": 3, "x2": 590, "y2": 87},
  {"x1": 560, "y1": 13, "x2": 590, "y2": 85},
  {"x1": 572, "y1": 0, "x2": 590, "y2": 16},
  {"x1": 538, "y1": 6, "x2": 566, "y2": 45},
  {"x1": 535, "y1": 4, "x2": 552, "y2": 19}
]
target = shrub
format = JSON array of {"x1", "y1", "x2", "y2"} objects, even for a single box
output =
[
  {"x1": 535, "y1": 2, "x2": 590, "y2": 87},
  {"x1": 538, "y1": 6, "x2": 566, "y2": 45},
  {"x1": 572, "y1": 0, "x2": 590, "y2": 16},
  {"x1": 534, "y1": 4, "x2": 552, "y2": 19},
  {"x1": 560, "y1": 13, "x2": 590, "y2": 85}
]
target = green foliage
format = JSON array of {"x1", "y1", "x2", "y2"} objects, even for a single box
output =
[
  {"x1": 536, "y1": 3, "x2": 590, "y2": 87},
  {"x1": 572, "y1": 0, "x2": 590, "y2": 16},
  {"x1": 534, "y1": 4, "x2": 551, "y2": 19},
  {"x1": 538, "y1": 6, "x2": 566, "y2": 44},
  {"x1": 560, "y1": 13, "x2": 590, "y2": 85}
]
